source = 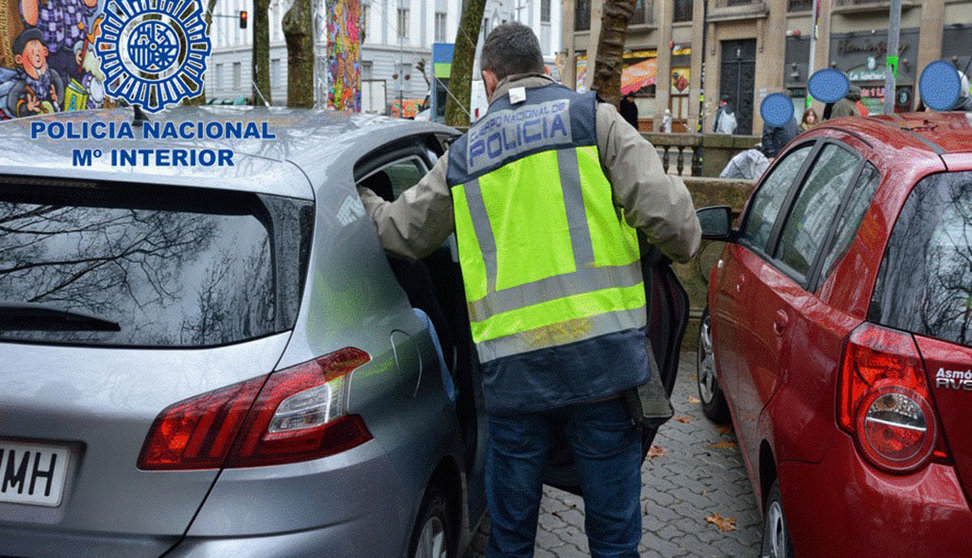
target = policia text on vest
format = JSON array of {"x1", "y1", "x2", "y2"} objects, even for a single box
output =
[{"x1": 467, "y1": 99, "x2": 571, "y2": 173}]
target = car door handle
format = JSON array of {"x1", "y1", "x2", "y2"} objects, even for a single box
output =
[
  {"x1": 734, "y1": 276, "x2": 745, "y2": 294},
  {"x1": 773, "y1": 310, "x2": 788, "y2": 336}
]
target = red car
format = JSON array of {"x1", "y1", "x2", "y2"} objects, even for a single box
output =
[{"x1": 696, "y1": 112, "x2": 972, "y2": 557}]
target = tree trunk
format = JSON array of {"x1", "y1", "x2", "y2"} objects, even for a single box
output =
[
  {"x1": 184, "y1": 0, "x2": 218, "y2": 105},
  {"x1": 443, "y1": 0, "x2": 486, "y2": 127},
  {"x1": 252, "y1": 0, "x2": 272, "y2": 105},
  {"x1": 283, "y1": 0, "x2": 315, "y2": 108},
  {"x1": 591, "y1": 0, "x2": 636, "y2": 109}
]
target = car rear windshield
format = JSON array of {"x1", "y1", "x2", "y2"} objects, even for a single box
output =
[
  {"x1": 0, "y1": 177, "x2": 313, "y2": 348},
  {"x1": 870, "y1": 171, "x2": 972, "y2": 348}
]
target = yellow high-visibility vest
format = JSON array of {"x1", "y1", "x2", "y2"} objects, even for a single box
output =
[{"x1": 446, "y1": 84, "x2": 646, "y2": 364}]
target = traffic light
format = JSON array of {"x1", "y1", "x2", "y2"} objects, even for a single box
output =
[{"x1": 239, "y1": 10, "x2": 248, "y2": 28}]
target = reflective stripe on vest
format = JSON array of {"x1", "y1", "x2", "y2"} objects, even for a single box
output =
[{"x1": 449, "y1": 88, "x2": 646, "y2": 362}]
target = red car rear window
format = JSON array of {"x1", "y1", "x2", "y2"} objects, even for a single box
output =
[{"x1": 870, "y1": 171, "x2": 972, "y2": 348}]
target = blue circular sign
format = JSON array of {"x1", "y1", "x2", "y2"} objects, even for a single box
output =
[
  {"x1": 807, "y1": 69, "x2": 850, "y2": 104},
  {"x1": 97, "y1": 0, "x2": 212, "y2": 113},
  {"x1": 919, "y1": 60, "x2": 962, "y2": 112},
  {"x1": 760, "y1": 93, "x2": 794, "y2": 128}
]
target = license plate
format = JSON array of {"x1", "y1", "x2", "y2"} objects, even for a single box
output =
[{"x1": 0, "y1": 441, "x2": 70, "y2": 507}]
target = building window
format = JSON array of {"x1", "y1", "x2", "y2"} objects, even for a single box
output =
[
  {"x1": 397, "y1": 8, "x2": 409, "y2": 39},
  {"x1": 361, "y1": 4, "x2": 370, "y2": 41},
  {"x1": 575, "y1": 0, "x2": 591, "y2": 31},
  {"x1": 215, "y1": 63, "x2": 223, "y2": 90},
  {"x1": 362, "y1": 60, "x2": 373, "y2": 80},
  {"x1": 435, "y1": 12, "x2": 447, "y2": 42},
  {"x1": 270, "y1": 59, "x2": 281, "y2": 87},
  {"x1": 787, "y1": 0, "x2": 812, "y2": 10},
  {"x1": 541, "y1": 0, "x2": 550, "y2": 23},
  {"x1": 232, "y1": 62, "x2": 241, "y2": 90},
  {"x1": 630, "y1": 0, "x2": 653, "y2": 25},
  {"x1": 673, "y1": 0, "x2": 692, "y2": 22}
]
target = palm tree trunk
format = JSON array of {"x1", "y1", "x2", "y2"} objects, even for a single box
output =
[
  {"x1": 443, "y1": 0, "x2": 486, "y2": 127},
  {"x1": 283, "y1": 0, "x2": 315, "y2": 108},
  {"x1": 252, "y1": 0, "x2": 272, "y2": 105},
  {"x1": 592, "y1": 0, "x2": 636, "y2": 108}
]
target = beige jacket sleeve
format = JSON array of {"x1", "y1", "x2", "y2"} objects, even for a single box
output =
[
  {"x1": 356, "y1": 153, "x2": 455, "y2": 261},
  {"x1": 596, "y1": 103, "x2": 701, "y2": 263}
]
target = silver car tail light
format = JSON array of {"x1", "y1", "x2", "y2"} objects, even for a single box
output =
[{"x1": 138, "y1": 348, "x2": 372, "y2": 470}]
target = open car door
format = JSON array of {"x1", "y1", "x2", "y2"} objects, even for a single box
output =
[{"x1": 542, "y1": 241, "x2": 691, "y2": 495}]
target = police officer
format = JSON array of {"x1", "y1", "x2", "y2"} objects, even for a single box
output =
[{"x1": 358, "y1": 23, "x2": 700, "y2": 558}]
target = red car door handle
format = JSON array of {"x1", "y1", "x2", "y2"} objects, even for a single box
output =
[
  {"x1": 734, "y1": 276, "x2": 745, "y2": 294},
  {"x1": 773, "y1": 310, "x2": 788, "y2": 336}
]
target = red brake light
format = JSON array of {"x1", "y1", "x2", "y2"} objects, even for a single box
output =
[
  {"x1": 138, "y1": 348, "x2": 372, "y2": 471},
  {"x1": 838, "y1": 323, "x2": 948, "y2": 473},
  {"x1": 138, "y1": 376, "x2": 265, "y2": 470}
]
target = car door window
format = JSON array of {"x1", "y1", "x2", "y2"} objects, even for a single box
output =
[
  {"x1": 739, "y1": 144, "x2": 813, "y2": 252},
  {"x1": 870, "y1": 171, "x2": 972, "y2": 348},
  {"x1": 774, "y1": 143, "x2": 859, "y2": 279},
  {"x1": 383, "y1": 158, "x2": 428, "y2": 199},
  {"x1": 819, "y1": 163, "x2": 881, "y2": 279}
]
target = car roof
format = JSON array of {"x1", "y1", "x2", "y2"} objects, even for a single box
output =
[
  {"x1": 814, "y1": 111, "x2": 972, "y2": 158},
  {"x1": 0, "y1": 106, "x2": 455, "y2": 199}
]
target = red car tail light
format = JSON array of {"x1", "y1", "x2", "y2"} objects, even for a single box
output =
[
  {"x1": 138, "y1": 347, "x2": 372, "y2": 471},
  {"x1": 838, "y1": 323, "x2": 948, "y2": 473},
  {"x1": 138, "y1": 376, "x2": 265, "y2": 470}
]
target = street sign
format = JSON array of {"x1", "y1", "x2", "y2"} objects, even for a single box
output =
[{"x1": 886, "y1": 56, "x2": 900, "y2": 79}]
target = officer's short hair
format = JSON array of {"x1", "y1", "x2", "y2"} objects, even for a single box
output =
[{"x1": 480, "y1": 22, "x2": 544, "y2": 81}]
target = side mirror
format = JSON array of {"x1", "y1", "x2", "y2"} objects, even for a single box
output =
[{"x1": 697, "y1": 206, "x2": 733, "y2": 240}]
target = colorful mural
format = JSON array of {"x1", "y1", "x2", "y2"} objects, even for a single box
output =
[
  {"x1": 1, "y1": 0, "x2": 110, "y2": 119},
  {"x1": 326, "y1": 0, "x2": 361, "y2": 112}
]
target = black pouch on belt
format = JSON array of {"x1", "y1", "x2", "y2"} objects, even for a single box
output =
[{"x1": 622, "y1": 344, "x2": 674, "y2": 433}]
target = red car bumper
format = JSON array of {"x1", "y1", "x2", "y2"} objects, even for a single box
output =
[{"x1": 779, "y1": 432, "x2": 972, "y2": 557}]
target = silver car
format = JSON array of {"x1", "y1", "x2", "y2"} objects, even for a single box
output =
[{"x1": 0, "y1": 107, "x2": 690, "y2": 557}]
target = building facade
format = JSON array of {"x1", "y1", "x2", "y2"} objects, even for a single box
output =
[
  {"x1": 205, "y1": 0, "x2": 562, "y2": 113},
  {"x1": 562, "y1": 0, "x2": 972, "y2": 133}
]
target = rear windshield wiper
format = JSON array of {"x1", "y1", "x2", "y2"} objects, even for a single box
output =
[{"x1": 0, "y1": 301, "x2": 121, "y2": 332}]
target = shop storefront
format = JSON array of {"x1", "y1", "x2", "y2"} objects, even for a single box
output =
[
  {"x1": 621, "y1": 49, "x2": 658, "y2": 130},
  {"x1": 829, "y1": 29, "x2": 920, "y2": 114}
]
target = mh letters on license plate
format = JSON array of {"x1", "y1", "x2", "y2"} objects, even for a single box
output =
[{"x1": 0, "y1": 441, "x2": 69, "y2": 507}]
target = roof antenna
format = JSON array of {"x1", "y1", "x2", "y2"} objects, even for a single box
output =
[{"x1": 132, "y1": 106, "x2": 150, "y2": 127}]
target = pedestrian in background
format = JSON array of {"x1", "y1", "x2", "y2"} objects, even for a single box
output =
[
  {"x1": 799, "y1": 108, "x2": 818, "y2": 132},
  {"x1": 357, "y1": 22, "x2": 700, "y2": 558},
  {"x1": 828, "y1": 85, "x2": 862, "y2": 119},
  {"x1": 761, "y1": 92, "x2": 799, "y2": 158},
  {"x1": 712, "y1": 94, "x2": 737, "y2": 134},
  {"x1": 661, "y1": 108, "x2": 673, "y2": 133},
  {"x1": 620, "y1": 93, "x2": 639, "y2": 130}
]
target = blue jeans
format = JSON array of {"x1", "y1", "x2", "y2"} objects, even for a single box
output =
[{"x1": 485, "y1": 397, "x2": 642, "y2": 558}]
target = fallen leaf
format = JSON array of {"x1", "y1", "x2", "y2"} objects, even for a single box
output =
[
  {"x1": 688, "y1": 396, "x2": 701, "y2": 404},
  {"x1": 673, "y1": 416, "x2": 691, "y2": 423},
  {"x1": 701, "y1": 489, "x2": 707, "y2": 496},
  {"x1": 708, "y1": 441, "x2": 737, "y2": 449},
  {"x1": 705, "y1": 513, "x2": 738, "y2": 532},
  {"x1": 715, "y1": 425, "x2": 734, "y2": 435},
  {"x1": 647, "y1": 445, "x2": 667, "y2": 458},
  {"x1": 690, "y1": 375, "x2": 698, "y2": 381}
]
